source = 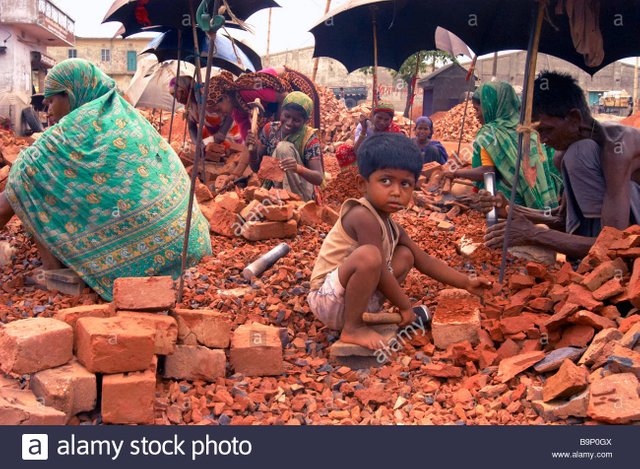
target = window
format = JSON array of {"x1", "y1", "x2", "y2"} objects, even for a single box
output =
[
  {"x1": 127, "y1": 51, "x2": 137, "y2": 72},
  {"x1": 68, "y1": 49, "x2": 77, "y2": 59},
  {"x1": 101, "y1": 49, "x2": 111, "y2": 63}
]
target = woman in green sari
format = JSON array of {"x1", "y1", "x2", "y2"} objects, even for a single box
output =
[
  {"x1": 0, "y1": 59, "x2": 211, "y2": 300},
  {"x1": 444, "y1": 81, "x2": 562, "y2": 210}
]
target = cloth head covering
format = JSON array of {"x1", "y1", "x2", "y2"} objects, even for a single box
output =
[
  {"x1": 6, "y1": 58, "x2": 211, "y2": 300},
  {"x1": 471, "y1": 81, "x2": 562, "y2": 209},
  {"x1": 415, "y1": 116, "x2": 433, "y2": 130},
  {"x1": 373, "y1": 101, "x2": 395, "y2": 116},
  {"x1": 44, "y1": 58, "x2": 115, "y2": 112},
  {"x1": 282, "y1": 91, "x2": 313, "y2": 120},
  {"x1": 207, "y1": 70, "x2": 289, "y2": 112}
]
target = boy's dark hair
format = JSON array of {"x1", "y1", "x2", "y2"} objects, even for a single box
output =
[
  {"x1": 282, "y1": 102, "x2": 308, "y2": 120},
  {"x1": 533, "y1": 71, "x2": 591, "y2": 119},
  {"x1": 357, "y1": 133, "x2": 423, "y2": 181}
]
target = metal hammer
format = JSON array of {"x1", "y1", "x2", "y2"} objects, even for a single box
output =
[
  {"x1": 362, "y1": 305, "x2": 431, "y2": 326},
  {"x1": 247, "y1": 98, "x2": 265, "y2": 152}
]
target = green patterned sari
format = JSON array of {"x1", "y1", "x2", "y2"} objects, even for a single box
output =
[
  {"x1": 471, "y1": 82, "x2": 562, "y2": 210},
  {"x1": 5, "y1": 59, "x2": 211, "y2": 300}
]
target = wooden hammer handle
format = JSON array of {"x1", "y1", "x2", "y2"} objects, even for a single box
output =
[
  {"x1": 248, "y1": 98, "x2": 261, "y2": 152},
  {"x1": 362, "y1": 312, "x2": 402, "y2": 325}
]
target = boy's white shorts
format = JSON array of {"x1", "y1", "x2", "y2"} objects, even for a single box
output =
[{"x1": 307, "y1": 268, "x2": 385, "y2": 330}]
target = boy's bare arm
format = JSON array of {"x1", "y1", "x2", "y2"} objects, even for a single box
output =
[
  {"x1": 344, "y1": 207, "x2": 412, "y2": 310},
  {"x1": 0, "y1": 192, "x2": 14, "y2": 229}
]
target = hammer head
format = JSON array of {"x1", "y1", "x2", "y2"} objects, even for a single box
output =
[
  {"x1": 412, "y1": 305, "x2": 432, "y2": 326},
  {"x1": 247, "y1": 98, "x2": 265, "y2": 114}
]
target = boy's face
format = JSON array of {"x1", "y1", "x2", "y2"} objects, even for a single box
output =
[
  {"x1": 360, "y1": 168, "x2": 416, "y2": 214},
  {"x1": 372, "y1": 112, "x2": 392, "y2": 132}
]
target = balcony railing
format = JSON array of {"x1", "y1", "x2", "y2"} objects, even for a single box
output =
[{"x1": 38, "y1": 0, "x2": 75, "y2": 32}]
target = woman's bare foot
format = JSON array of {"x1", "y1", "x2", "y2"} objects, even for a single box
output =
[{"x1": 340, "y1": 326, "x2": 385, "y2": 350}]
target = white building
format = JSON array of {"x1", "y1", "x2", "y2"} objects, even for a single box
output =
[{"x1": 0, "y1": 0, "x2": 74, "y2": 133}]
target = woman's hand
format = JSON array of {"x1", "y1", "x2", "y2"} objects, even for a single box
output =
[
  {"x1": 279, "y1": 157, "x2": 299, "y2": 173},
  {"x1": 213, "y1": 132, "x2": 227, "y2": 144},
  {"x1": 358, "y1": 114, "x2": 369, "y2": 131},
  {"x1": 245, "y1": 131, "x2": 258, "y2": 149},
  {"x1": 205, "y1": 142, "x2": 227, "y2": 160}
]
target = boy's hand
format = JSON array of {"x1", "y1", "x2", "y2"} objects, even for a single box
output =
[
  {"x1": 465, "y1": 276, "x2": 492, "y2": 297},
  {"x1": 399, "y1": 308, "x2": 416, "y2": 328}
]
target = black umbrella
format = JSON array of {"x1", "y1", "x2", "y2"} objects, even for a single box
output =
[
  {"x1": 311, "y1": 0, "x2": 640, "y2": 76},
  {"x1": 113, "y1": 20, "x2": 243, "y2": 39},
  {"x1": 142, "y1": 29, "x2": 262, "y2": 74},
  {"x1": 103, "y1": 0, "x2": 279, "y2": 37}
]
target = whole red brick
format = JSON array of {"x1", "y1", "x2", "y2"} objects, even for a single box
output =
[
  {"x1": 75, "y1": 317, "x2": 155, "y2": 373},
  {"x1": 542, "y1": 359, "x2": 588, "y2": 402},
  {"x1": 113, "y1": 276, "x2": 176, "y2": 312},
  {"x1": 102, "y1": 369, "x2": 156, "y2": 424},
  {"x1": 30, "y1": 360, "x2": 97, "y2": 420},
  {"x1": 116, "y1": 312, "x2": 178, "y2": 355},
  {"x1": 263, "y1": 204, "x2": 294, "y2": 222},
  {"x1": 0, "y1": 318, "x2": 73, "y2": 374},
  {"x1": 241, "y1": 220, "x2": 297, "y2": 241},
  {"x1": 230, "y1": 323, "x2": 284, "y2": 376},
  {"x1": 0, "y1": 388, "x2": 66, "y2": 425},
  {"x1": 173, "y1": 309, "x2": 231, "y2": 348},
  {"x1": 163, "y1": 345, "x2": 226, "y2": 382}
]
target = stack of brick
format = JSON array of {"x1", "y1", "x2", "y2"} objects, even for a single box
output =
[{"x1": 426, "y1": 225, "x2": 640, "y2": 424}]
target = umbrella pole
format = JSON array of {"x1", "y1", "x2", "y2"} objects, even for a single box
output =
[
  {"x1": 190, "y1": 1, "x2": 208, "y2": 184},
  {"x1": 178, "y1": 0, "x2": 221, "y2": 304},
  {"x1": 168, "y1": 30, "x2": 183, "y2": 144},
  {"x1": 372, "y1": 9, "x2": 378, "y2": 108},
  {"x1": 456, "y1": 55, "x2": 477, "y2": 157},
  {"x1": 498, "y1": 0, "x2": 546, "y2": 284}
]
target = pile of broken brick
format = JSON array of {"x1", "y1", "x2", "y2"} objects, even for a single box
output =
[
  {"x1": 0, "y1": 276, "x2": 286, "y2": 425},
  {"x1": 196, "y1": 182, "x2": 338, "y2": 242}
]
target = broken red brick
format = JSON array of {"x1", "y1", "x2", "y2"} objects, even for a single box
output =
[
  {"x1": 112, "y1": 276, "x2": 176, "y2": 312},
  {"x1": 629, "y1": 258, "x2": 640, "y2": 309},
  {"x1": 321, "y1": 206, "x2": 340, "y2": 226},
  {"x1": 75, "y1": 317, "x2": 155, "y2": 374},
  {"x1": 215, "y1": 191, "x2": 247, "y2": 214},
  {"x1": 195, "y1": 179, "x2": 214, "y2": 203},
  {"x1": 422, "y1": 363, "x2": 463, "y2": 378},
  {"x1": 497, "y1": 351, "x2": 545, "y2": 383},
  {"x1": 30, "y1": 361, "x2": 96, "y2": 420},
  {"x1": 257, "y1": 156, "x2": 285, "y2": 183},
  {"x1": 578, "y1": 328, "x2": 623, "y2": 367},
  {"x1": 556, "y1": 325, "x2": 595, "y2": 348},
  {"x1": 581, "y1": 258, "x2": 627, "y2": 292},
  {"x1": 607, "y1": 344, "x2": 640, "y2": 378},
  {"x1": 542, "y1": 359, "x2": 588, "y2": 402},
  {"x1": 497, "y1": 338, "x2": 521, "y2": 360},
  {"x1": 528, "y1": 297, "x2": 554, "y2": 312},
  {"x1": 0, "y1": 318, "x2": 73, "y2": 374},
  {"x1": 298, "y1": 201, "x2": 324, "y2": 226},
  {"x1": 587, "y1": 373, "x2": 640, "y2": 424},
  {"x1": 172, "y1": 309, "x2": 232, "y2": 348},
  {"x1": 544, "y1": 302, "x2": 580, "y2": 329},
  {"x1": 102, "y1": 368, "x2": 156, "y2": 424},
  {"x1": 508, "y1": 274, "x2": 536, "y2": 290},
  {"x1": 53, "y1": 304, "x2": 113, "y2": 333},
  {"x1": 230, "y1": 323, "x2": 284, "y2": 376},
  {"x1": 592, "y1": 278, "x2": 625, "y2": 301},
  {"x1": 568, "y1": 310, "x2": 617, "y2": 331},
  {"x1": 164, "y1": 345, "x2": 226, "y2": 382},
  {"x1": 0, "y1": 388, "x2": 66, "y2": 425},
  {"x1": 525, "y1": 262, "x2": 548, "y2": 280},
  {"x1": 566, "y1": 284, "x2": 603, "y2": 311}
]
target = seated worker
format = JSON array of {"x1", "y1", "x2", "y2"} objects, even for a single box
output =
[
  {"x1": 413, "y1": 116, "x2": 448, "y2": 165},
  {"x1": 207, "y1": 66, "x2": 320, "y2": 143},
  {"x1": 484, "y1": 72, "x2": 640, "y2": 259},
  {"x1": 308, "y1": 133, "x2": 491, "y2": 349},
  {"x1": 335, "y1": 102, "x2": 405, "y2": 169},
  {"x1": 444, "y1": 81, "x2": 562, "y2": 210},
  {"x1": 246, "y1": 92, "x2": 323, "y2": 202},
  {"x1": 0, "y1": 59, "x2": 212, "y2": 301}
]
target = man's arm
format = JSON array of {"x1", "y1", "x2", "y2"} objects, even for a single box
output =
[
  {"x1": 0, "y1": 192, "x2": 15, "y2": 229},
  {"x1": 601, "y1": 139, "x2": 633, "y2": 229},
  {"x1": 446, "y1": 165, "x2": 494, "y2": 182}
]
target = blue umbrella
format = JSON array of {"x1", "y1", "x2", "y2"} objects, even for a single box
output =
[{"x1": 142, "y1": 29, "x2": 262, "y2": 74}]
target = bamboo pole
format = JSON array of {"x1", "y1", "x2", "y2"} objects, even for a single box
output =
[
  {"x1": 312, "y1": 0, "x2": 332, "y2": 82},
  {"x1": 456, "y1": 55, "x2": 477, "y2": 156},
  {"x1": 265, "y1": 8, "x2": 272, "y2": 64},
  {"x1": 633, "y1": 57, "x2": 639, "y2": 115},
  {"x1": 167, "y1": 30, "x2": 182, "y2": 143},
  {"x1": 372, "y1": 9, "x2": 379, "y2": 107},
  {"x1": 498, "y1": 0, "x2": 546, "y2": 284}
]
